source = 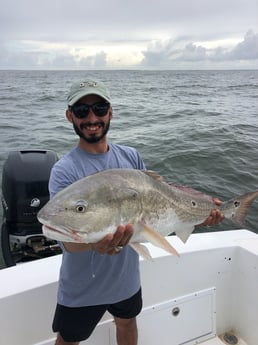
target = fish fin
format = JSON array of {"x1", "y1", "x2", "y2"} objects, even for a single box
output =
[
  {"x1": 139, "y1": 222, "x2": 180, "y2": 257},
  {"x1": 168, "y1": 183, "x2": 214, "y2": 202},
  {"x1": 143, "y1": 170, "x2": 164, "y2": 181},
  {"x1": 175, "y1": 226, "x2": 195, "y2": 243},
  {"x1": 222, "y1": 190, "x2": 258, "y2": 227},
  {"x1": 130, "y1": 243, "x2": 153, "y2": 261}
]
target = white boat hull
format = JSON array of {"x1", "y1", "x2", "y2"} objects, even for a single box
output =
[{"x1": 0, "y1": 230, "x2": 257, "y2": 345}]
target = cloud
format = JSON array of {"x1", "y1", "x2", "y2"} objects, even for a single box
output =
[
  {"x1": 0, "y1": 0, "x2": 257, "y2": 70},
  {"x1": 1, "y1": 0, "x2": 256, "y2": 44},
  {"x1": 79, "y1": 51, "x2": 108, "y2": 69},
  {"x1": 0, "y1": 39, "x2": 145, "y2": 69},
  {"x1": 176, "y1": 43, "x2": 208, "y2": 61},
  {"x1": 140, "y1": 30, "x2": 258, "y2": 68},
  {"x1": 227, "y1": 30, "x2": 258, "y2": 60},
  {"x1": 0, "y1": 31, "x2": 257, "y2": 70}
]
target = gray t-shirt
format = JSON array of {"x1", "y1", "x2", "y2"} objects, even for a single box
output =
[{"x1": 49, "y1": 142, "x2": 146, "y2": 307}]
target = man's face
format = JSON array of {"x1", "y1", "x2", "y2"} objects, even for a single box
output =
[{"x1": 68, "y1": 94, "x2": 112, "y2": 144}]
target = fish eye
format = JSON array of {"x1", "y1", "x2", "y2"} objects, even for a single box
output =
[
  {"x1": 191, "y1": 200, "x2": 197, "y2": 207},
  {"x1": 76, "y1": 205, "x2": 86, "y2": 212},
  {"x1": 234, "y1": 200, "x2": 240, "y2": 208},
  {"x1": 75, "y1": 200, "x2": 87, "y2": 213}
]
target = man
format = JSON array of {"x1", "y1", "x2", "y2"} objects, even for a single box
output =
[{"x1": 49, "y1": 78, "x2": 223, "y2": 345}]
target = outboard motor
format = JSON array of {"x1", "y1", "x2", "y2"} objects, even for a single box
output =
[{"x1": 1, "y1": 150, "x2": 61, "y2": 266}]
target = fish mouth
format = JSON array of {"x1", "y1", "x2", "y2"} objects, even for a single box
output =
[{"x1": 42, "y1": 224, "x2": 84, "y2": 242}]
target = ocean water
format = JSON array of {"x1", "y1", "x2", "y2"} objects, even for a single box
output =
[{"x1": 0, "y1": 69, "x2": 257, "y2": 267}]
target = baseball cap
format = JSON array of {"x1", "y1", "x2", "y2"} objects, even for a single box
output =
[{"x1": 67, "y1": 79, "x2": 111, "y2": 106}]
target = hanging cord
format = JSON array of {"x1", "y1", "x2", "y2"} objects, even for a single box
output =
[{"x1": 90, "y1": 251, "x2": 96, "y2": 278}]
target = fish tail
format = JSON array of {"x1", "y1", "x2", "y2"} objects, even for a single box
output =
[{"x1": 221, "y1": 190, "x2": 258, "y2": 227}]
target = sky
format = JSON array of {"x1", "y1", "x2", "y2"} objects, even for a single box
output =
[{"x1": 0, "y1": 0, "x2": 257, "y2": 70}]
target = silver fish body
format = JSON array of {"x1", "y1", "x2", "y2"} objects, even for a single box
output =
[{"x1": 37, "y1": 169, "x2": 258, "y2": 258}]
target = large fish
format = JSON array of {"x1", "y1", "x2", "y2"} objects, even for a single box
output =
[{"x1": 37, "y1": 169, "x2": 258, "y2": 259}]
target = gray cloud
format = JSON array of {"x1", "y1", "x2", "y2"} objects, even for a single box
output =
[
  {"x1": 79, "y1": 52, "x2": 108, "y2": 69},
  {"x1": 1, "y1": 0, "x2": 256, "y2": 42},
  {"x1": 227, "y1": 30, "x2": 258, "y2": 60},
  {"x1": 177, "y1": 43, "x2": 208, "y2": 62},
  {"x1": 0, "y1": 0, "x2": 257, "y2": 69},
  {"x1": 141, "y1": 30, "x2": 258, "y2": 67}
]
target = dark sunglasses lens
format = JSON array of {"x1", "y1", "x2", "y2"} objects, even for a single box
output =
[
  {"x1": 71, "y1": 104, "x2": 90, "y2": 118},
  {"x1": 92, "y1": 103, "x2": 110, "y2": 116}
]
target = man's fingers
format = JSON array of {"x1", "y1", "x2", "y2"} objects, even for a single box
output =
[
  {"x1": 213, "y1": 197, "x2": 223, "y2": 206},
  {"x1": 91, "y1": 224, "x2": 134, "y2": 255},
  {"x1": 120, "y1": 224, "x2": 134, "y2": 246},
  {"x1": 111, "y1": 224, "x2": 134, "y2": 247},
  {"x1": 111, "y1": 225, "x2": 126, "y2": 246}
]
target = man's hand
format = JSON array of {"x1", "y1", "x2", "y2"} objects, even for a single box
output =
[
  {"x1": 91, "y1": 224, "x2": 134, "y2": 255},
  {"x1": 197, "y1": 198, "x2": 225, "y2": 227},
  {"x1": 62, "y1": 224, "x2": 134, "y2": 254}
]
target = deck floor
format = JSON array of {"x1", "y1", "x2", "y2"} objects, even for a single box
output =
[{"x1": 201, "y1": 334, "x2": 248, "y2": 345}]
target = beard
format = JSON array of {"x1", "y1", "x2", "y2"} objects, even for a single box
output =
[{"x1": 72, "y1": 119, "x2": 111, "y2": 143}]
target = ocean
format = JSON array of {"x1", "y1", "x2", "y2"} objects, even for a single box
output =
[{"x1": 0, "y1": 69, "x2": 257, "y2": 268}]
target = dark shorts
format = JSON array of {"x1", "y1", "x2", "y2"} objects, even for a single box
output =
[{"x1": 52, "y1": 288, "x2": 142, "y2": 342}]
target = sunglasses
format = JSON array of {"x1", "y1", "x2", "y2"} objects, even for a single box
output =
[{"x1": 70, "y1": 101, "x2": 110, "y2": 119}]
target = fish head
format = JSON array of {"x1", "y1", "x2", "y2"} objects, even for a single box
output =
[{"x1": 37, "y1": 173, "x2": 141, "y2": 243}]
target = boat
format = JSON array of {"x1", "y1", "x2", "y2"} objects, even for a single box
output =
[
  {"x1": 0, "y1": 151, "x2": 257, "y2": 344},
  {"x1": 0, "y1": 229, "x2": 257, "y2": 344}
]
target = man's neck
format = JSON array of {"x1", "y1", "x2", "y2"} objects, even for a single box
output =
[{"x1": 79, "y1": 138, "x2": 109, "y2": 154}]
